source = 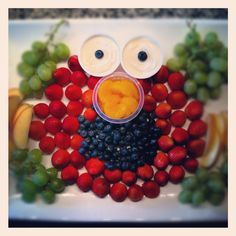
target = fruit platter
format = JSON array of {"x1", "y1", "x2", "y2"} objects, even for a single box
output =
[{"x1": 9, "y1": 19, "x2": 228, "y2": 223}]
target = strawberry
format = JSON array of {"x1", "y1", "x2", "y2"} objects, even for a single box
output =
[
  {"x1": 188, "y1": 120, "x2": 207, "y2": 138},
  {"x1": 70, "y1": 71, "x2": 87, "y2": 87},
  {"x1": 154, "y1": 170, "x2": 169, "y2": 187},
  {"x1": 187, "y1": 139, "x2": 205, "y2": 158},
  {"x1": 138, "y1": 79, "x2": 152, "y2": 94},
  {"x1": 39, "y1": 136, "x2": 55, "y2": 154},
  {"x1": 54, "y1": 132, "x2": 71, "y2": 149},
  {"x1": 51, "y1": 149, "x2": 70, "y2": 169},
  {"x1": 84, "y1": 108, "x2": 97, "y2": 122},
  {"x1": 67, "y1": 101, "x2": 84, "y2": 116},
  {"x1": 92, "y1": 177, "x2": 110, "y2": 198},
  {"x1": 170, "y1": 110, "x2": 187, "y2": 127},
  {"x1": 168, "y1": 146, "x2": 187, "y2": 164},
  {"x1": 153, "y1": 65, "x2": 169, "y2": 83},
  {"x1": 155, "y1": 103, "x2": 172, "y2": 119},
  {"x1": 157, "y1": 135, "x2": 174, "y2": 152},
  {"x1": 70, "y1": 150, "x2": 85, "y2": 169},
  {"x1": 29, "y1": 120, "x2": 46, "y2": 141},
  {"x1": 142, "y1": 181, "x2": 160, "y2": 198},
  {"x1": 128, "y1": 184, "x2": 144, "y2": 202},
  {"x1": 151, "y1": 83, "x2": 168, "y2": 102},
  {"x1": 49, "y1": 100, "x2": 66, "y2": 119},
  {"x1": 87, "y1": 76, "x2": 101, "y2": 90},
  {"x1": 53, "y1": 67, "x2": 71, "y2": 87},
  {"x1": 110, "y1": 183, "x2": 128, "y2": 202},
  {"x1": 33, "y1": 103, "x2": 49, "y2": 119},
  {"x1": 121, "y1": 170, "x2": 137, "y2": 186},
  {"x1": 185, "y1": 100, "x2": 204, "y2": 120},
  {"x1": 81, "y1": 89, "x2": 93, "y2": 108},
  {"x1": 76, "y1": 173, "x2": 93, "y2": 192},
  {"x1": 104, "y1": 169, "x2": 122, "y2": 183},
  {"x1": 61, "y1": 165, "x2": 78, "y2": 183},
  {"x1": 169, "y1": 166, "x2": 185, "y2": 184},
  {"x1": 155, "y1": 119, "x2": 171, "y2": 135},
  {"x1": 168, "y1": 72, "x2": 185, "y2": 91},
  {"x1": 65, "y1": 84, "x2": 82, "y2": 101},
  {"x1": 62, "y1": 116, "x2": 80, "y2": 135},
  {"x1": 143, "y1": 95, "x2": 156, "y2": 112},
  {"x1": 183, "y1": 158, "x2": 199, "y2": 173},
  {"x1": 68, "y1": 55, "x2": 83, "y2": 72},
  {"x1": 70, "y1": 134, "x2": 84, "y2": 150},
  {"x1": 85, "y1": 158, "x2": 105, "y2": 176},
  {"x1": 44, "y1": 116, "x2": 62, "y2": 135},
  {"x1": 137, "y1": 164, "x2": 154, "y2": 181},
  {"x1": 45, "y1": 84, "x2": 63, "y2": 101},
  {"x1": 167, "y1": 91, "x2": 187, "y2": 109},
  {"x1": 154, "y1": 151, "x2": 169, "y2": 170},
  {"x1": 171, "y1": 127, "x2": 189, "y2": 144}
]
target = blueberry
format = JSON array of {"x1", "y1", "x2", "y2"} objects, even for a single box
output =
[
  {"x1": 113, "y1": 132, "x2": 121, "y2": 142},
  {"x1": 120, "y1": 148, "x2": 128, "y2": 156},
  {"x1": 84, "y1": 137, "x2": 91, "y2": 143},
  {"x1": 130, "y1": 164, "x2": 137, "y2": 172},
  {"x1": 138, "y1": 51, "x2": 148, "y2": 62},
  {"x1": 124, "y1": 122, "x2": 131, "y2": 129},
  {"x1": 124, "y1": 135, "x2": 132, "y2": 142},
  {"x1": 99, "y1": 132, "x2": 106, "y2": 140},
  {"x1": 79, "y1": 124, "x2": 86, "y2": 131},
  {"x1": 79, "y1": 147, "x2": 85, "y2": 154},
  {"x1": 119, "y1": 140, "x2": 125, "y2": 146},
  {"x1": 96, "y1": 122, "x2": 104, "y2": 130},
  {"x1": 84, "y1": 120, "x2": 90, "y2": 127},
  {"x1": 95, "y1": 50, "x2": 104, "y2": 59},
  {"x1": 119, "y1": 127, "x2": 126, "y2": 134},
  {"x1": 92, "y1": 139, "x2": 99, "y2": 146},
  {"x1": 97, "y1": 143, "x2": 105, "y2": 151},
  {"x1": 90, "y1": 123, "x2": 95, "y2": 130},
  {"x1": 95, "y1": 116, "x2": 102, "y2": 122},
  {"x1": 90, "y1": 150, "x2": 98, "y2": 157},
  {"x1": 121, "y1": 162, "x2": 129, "y2": 171},
  {"x1": 103, "y1": 125, "x2": 112, "y2": 133},
  {"x1": 105, "y1": 136, "x2": 112, "y2": 144},
  {"x1": 84, "y1": 152, "x2": 90, "y2": 159},
  {"x1": 137, "y1": 159, "x2": 145, "y2": 166},
  {"x1": 80, "y1": 130, "x2": 88, "y2": 138},
  {"x1": 89, "y1": 144, "x2": 95, "y2": 151},
  {"x1": 131, "y1": 147, "x2": 138, "y2": 153},
  {"x1": 130, "y1": 153, "x2": 138, "y2": 161},
  {"x1": 107, "y1": 145, "x2": 114, "y2": 153},
  {"x1": 88, "y1": 130, "x2": 95, "y2": 137},
  {"x1": 78, "y1": 115, "x2": 85, "y2": 123},
  {"x1": 134, "y1": 129, "x2": 142, "y2": 138},
  {"x1": 81, "y1": 141, "x2": 89, "y2": 149}
]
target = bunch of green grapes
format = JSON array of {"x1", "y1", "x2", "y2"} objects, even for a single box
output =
[
  {"x1": 167, "y1": 24, "x2": 228, "y2": 103},
  {"x1": 10, "y1": 148, "x2": 65, "y2": 204},
  {"x1": 178, "y1": 159, "x2": 228, "y2": 206},
  {"x1": 18, "y1": 19, "x2": 70, "y2": 99}
]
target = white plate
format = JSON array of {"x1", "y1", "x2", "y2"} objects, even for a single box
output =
[{"x1": 9, "y1": 19, "x2": 228, "y2": 222}]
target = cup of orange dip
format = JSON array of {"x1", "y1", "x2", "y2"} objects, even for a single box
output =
[{"x1": 93, "y1": 72, "x2": 144, "y2": 124}]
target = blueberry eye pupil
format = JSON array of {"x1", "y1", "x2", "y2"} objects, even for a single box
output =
[
  {"x1": 138, "y1": 51, "x2": 148, "y2": 62},
  {"x1": 95, "y1": 50, "x2": 104, "y2": 59}
]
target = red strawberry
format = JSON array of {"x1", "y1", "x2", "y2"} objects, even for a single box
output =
[
  {"x1": 62, "y1": 116, "x2": 80, "y2": 135},
  {"x1": 68, "y1": 55, "x2": 83, "y2": 72},
  {"x1": 70, "y1": 134, "x2": 84, "y2": 150},
  {"x1": 87, "y1": 76, "x2": 100, "y2": 89},
  {"x1": 67, "y1": 101, "x2": 84, "y2": 117},
  {"x1": 85, "y1": 158, "x2": 104, "y2": 176},
  {"x1": 142, "y1": 181, "x2": 160, "y2": 199},
  {"x1": 76, "y1": 173, "x2": 93, "y2": 192},
  {"x1": 183, "y1": 158, "x2": 199, "y2": 173},
  {"x1": 84, "y1": 108, "x2": 97, "y2": 122},
  {"x1": 151, "y1": 83, "x2": 168, "y2": 102},
  {"x1": 138, "y1": 79, "x2": 152, "y2": 94},
  {"x1": 187, "y1": 139, "x2": 205, "y2": 158},
  {"x1": 137, "y1": 164, "x2": 154, "y2": 181},
  {"x1": 70, "y1": 150, "x2": 85, "y2": 169},
  {"x1": 61, "y1": 165, "x2": 78, "y2": 183},
  {"x1": 155, "y1": 103, "x2": 172, "y2": 119},
  {"x1": 153, "y1": 65, "x2": 169, "y2": 83},
  {"x1": 188, "y1": 120, "x2": 207, "y2": 138},
  {"x1": 155, "y1": 119, "x2": 171, "y2": 135},
  {"x1": 49, "y1": 100, "x2": 66, "y2": 119},
  {"x1": 45, "y1": 84, "x2": 63, "y2": 101},
  {"x1": 171, "y1": 127, "x2": 189, "y2": 144},
  {"x1": 154, "y1": 170, "x2": 169, "y2": 187},
  {"x1": 168, "y1": 146, "x2": 187, "y2": 164},
  {"x1": 170, "y1": 110, "x2": 187, "y2": 127},
  {"x1": 154, "y1": 152, "x2": 169, "y2": 170},
  {"x1": 44, "y1": 116, "x2": 62, "y2": 135},
  {"x1": 185, "y1": 100, "x2": 204, "y2": 120},
  {"x1": 168, "y1": 72, "x2": 185, "y2": 91},
  {"x1": 53, "y1": 67, "x2": 71, "y2": 87},
  {"x1": 110, "y1": 183, "x2": 128, "y2": 202},
  {"x1": 143, "y1": 95, "x2": 156, "y2": 112},
  {"x1": 54, "y1": 132, "x2": 71, "y2": 149},
  {"x1": 33, "y1": 103, "x2": 49, "y2": 119},
  {"x1": 39, "y1": 136, "x2": 55, "y2": 154},
  {"x1": 65, "y1": 84, "x2": 82, "y2": 101},
  {"x1": 92, "y1": 177, "x2": 110, "y2": 198},
  {"x1": 121, "y1": 170, "x2": 137, "y2": 186},
  {"x1": 157, "y1": 135, "x2": 174, "y2": 152},
  {"x1": 169, "y1": 166, "x2": 185, "y2": 184},
  {"x1": 81, "y1": 89, "x2": 93, "y2": 108},
  {"x1": 167, "y1": 91, "x2": 187, "y2": 109},
  {"x1": 128, "y1": 184, "x2": 144, "y2": 202},
  {"x1": 29, "y1": 120, "x2": 46, "y2": 141},
  {"x1": 51, "y1": 149, "x2": 70, "y2": 169},
  {"x1": 70, "y1": 71, "x2": 87, "y2": 87},
  {"x1": 104, "y1": 169, "x2": 122, "y2": 183}
]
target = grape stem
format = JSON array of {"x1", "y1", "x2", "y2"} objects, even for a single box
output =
[{"x1": 45, "y1": 19, "x2": 69, "y2": 46}]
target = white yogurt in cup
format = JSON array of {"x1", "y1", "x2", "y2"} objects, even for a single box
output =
[
  {"x1": 121, "y1": 36, "x2": 163, "y2": 79},
  {"x1": 79, "y1": 35, "x2": 120, "y2": 77}
]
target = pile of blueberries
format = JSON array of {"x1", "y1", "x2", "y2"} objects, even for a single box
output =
[{"x1": 78, "y1": 111, "x2": 162, "y2": 171}]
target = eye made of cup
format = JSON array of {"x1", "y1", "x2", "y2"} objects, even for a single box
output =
[
  {"x1": 121, "y1": 36, "x2": 163, "y2": 79},
  {"x1": 79, "y1": 35, "x2": 120, "y2": 77},
  {"x1": 93, "y1": 72, "x2": 144, "y2": 124}
]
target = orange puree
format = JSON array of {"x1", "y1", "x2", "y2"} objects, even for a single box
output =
[{"x1": 98, "y1": 77, "x2": 139, "y2": 119}]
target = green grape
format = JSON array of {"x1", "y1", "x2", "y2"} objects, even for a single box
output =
[
  {"x1": 22, "y1": 161, "x2": 34, "y2": 175},
  {"x1": 178, "y1": 56, "x2": 188, "y2": 69},
  {"x1": 174, "y1": 43, "x2": 188, "y2": 57},
  {"x1": 193, "y1": 72, "x2": 208, "y2": 85},
  {"x1": 32, "y1": 41, "x2": 47, "y2": 52},
  {"x1": 17, "y1": 62, "x2": 35, "y2": 79},
  {"x1": 184, "y1": 80, "x2": 197, "y2": 96},
  {"x1": 210, "y1": 57, "x2": 227, "y2": 73},
  {"x1": 22, "y1": 192, "x2": 36, "y2": 203},
  {"x1": 197, "y1": 87, "x2": 210, "y2": 103},
  {"x1": 29, "y1": 74, "x2": 42, "y2": 91},
  {"x1": 32, "y1": 169, "x2": 49, "y2": 187},
  {"x1": 199, "y1": 185, "x2": 209, "y2": 199},
  {"x1": 54, "y1": 43, "x2": 70, "y2": 61},
  {"x1": 41, "y1": 189, "x2": 56, "y2": 204},
  {"x1": 207, "y1": 179, "x2": 225, "y2": 193},
  {"x1": 191, "y1": 190, "x2": 205, "y2": 206},
  {"x1": 166, "y1": 58, "x2": 183, "y2": 72},
  {"x1": 187, "y1": 60, "x2": 207, "y2": 74},
  {"x1": 210, "y1": 86, "x2": 222, "y2": 99},
  {"x1": 33, "y1": 89, "x2": 44, "y2": 99},
  {"x1": 185, "y1": 29, "x2": 201, "y2": 47},
  {"x1": 220, "y1": 47, "x2": 228, "y2": 59},
  {"x1": 221, "y1": 160, "x2": 228, "y2": 176},
  {"x1": 209, "y1": 171, "x2": 224, "y2": 181},
  {"x1": 37, "y1": 64, "x2": 52, "y2": 81},
  {"x1": 49, "y1": 51, "x2": 60, "y2": 63},
  {"x1": 204, "y1": 32, "x2": 218, "y2": 46},
  {"x1": 27, "y1": 149, "x2": 42, "y2": 164},
  {"x1": 196, "y1": 168, "x2": 209, "y2": 182},
  {"x1": 208, "y1": 193, "x2": 225, "y2": 206},
  {"x1": 34, "y1": 163, "x2": 46, "y2": 172},
  {"x1": 178, "y1": 190, "x2": 193, "y2": 203},
  {"x1": 181, "y1": 176, "x2": 199, "y2": 190},
  {"x1": 22, "y1": 50, "x2": 40, "y2": 66},
  {"x1": 206, "y1": 50, "x2": 220, "y2": 61},
  {"x1": 48, "y1": 178, "x2": 65, "y2": 193},
  {"x1": 44, "y1": 60, "x2": 56, "y2": 72},
  {"x1": 12, "y1": 149, "x2": 28, "y2": 162},
  {"x1": 207, "y1": 71, "x2": 222, "y2": 88},
  {"x1": 21, "y1": 179, "x2": 37, "y2": 194},
  {"x1": 46, "y1": 167, "x2": 58, "y2": 180},
  {"x1": 19, "y1": 79, "x2": 32, "y2": 97}
]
